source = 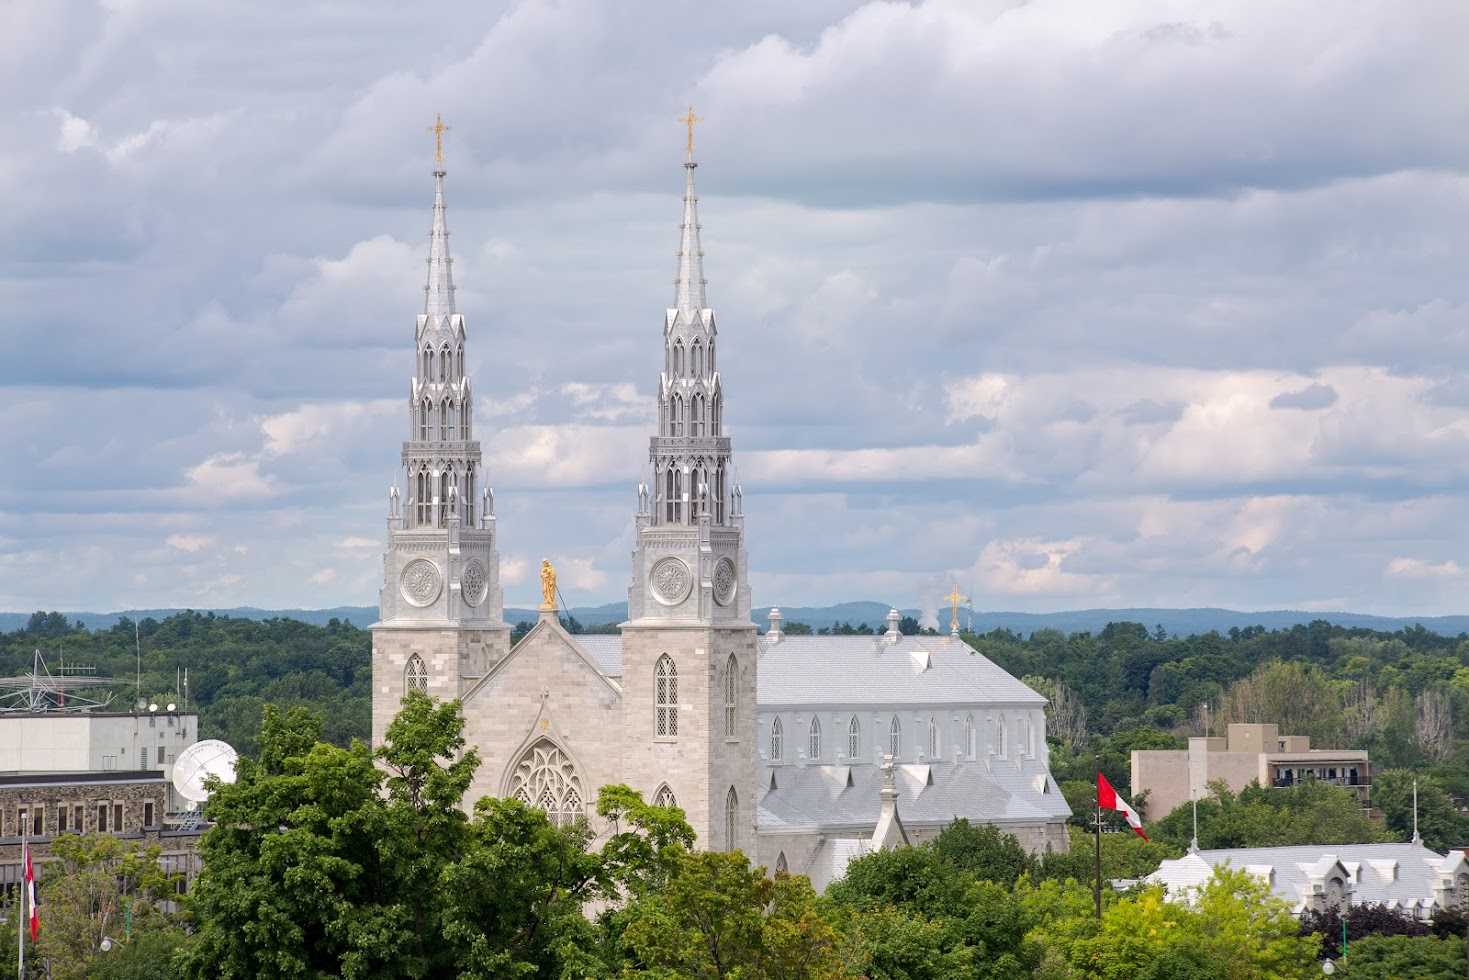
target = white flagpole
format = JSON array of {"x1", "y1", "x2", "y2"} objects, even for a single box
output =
[{"x1": 18, "y1": 812, "x2": 25, "y2": 980}]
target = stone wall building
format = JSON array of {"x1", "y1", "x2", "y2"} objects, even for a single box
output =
[{"x1": 371, "y1": 131, "x2": 1069, "y2": 885}]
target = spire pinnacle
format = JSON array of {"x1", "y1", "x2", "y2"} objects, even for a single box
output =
[
  {"x1": 424, "y1": 164, "x2": 456, "y2": 319},
  {"x1": 427, "y1": 113, "x2": 452, "y2": 166},
  {"x1": 673, "y1": 108, "x2": 707, "y2": 313}
]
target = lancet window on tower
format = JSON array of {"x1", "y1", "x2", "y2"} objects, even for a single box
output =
[
  {"x1": 725, "y1": 787, "x2": 738, "y2": 852},
  {"x1": 655, "y1": 655, "x2": 678, "y2": 736},
  {"x1": 724, "y1": 654, "x2": 738, "y2": 738},
  {"x1": 460, "y1": 396, "x2": 471, "y2": 440},
  {"x1": 673, "y1": 341, "x2": 685, "y2": 376},
  {"x1": 419, "y1": 398, "x2": 432, "y2": 441},
  {"x1": 692, "y1": 340, "x2": 703, "y2": 376},
  {"x1": 415, "y1": 470, "x2": 432, "y2": 526},
  {"x1": 692, "y1": 393, "x2": 705, "y2": 437},
  {"x1": 441, "y1": 400, "x2": 454, "y2": 441}
]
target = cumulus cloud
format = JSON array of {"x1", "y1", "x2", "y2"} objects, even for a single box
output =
[{"x1": 2, "y1": 0, "x2": 1467, "y2": 616}]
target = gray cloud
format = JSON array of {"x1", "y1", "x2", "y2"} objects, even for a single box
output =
[{"x1": 1270, "y1": 383, "x2": 1339, "y2": 410}]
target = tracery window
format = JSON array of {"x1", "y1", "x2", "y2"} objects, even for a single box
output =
[
  {"x1": 997, "y1": 714, "x2": 1008, "y2": 759},
  {"x1": 889, "y1": 716, "x2": 901, "y2": 758},
  {"x1": 770, "y1": 717, "x2": 783, "y2": 761},
  {"x1": 964, "y1": 715, "x2": 975, "y2": 759},
  {"x1": 439, "y1": 345, "x2": 450, "y2": 381},
  {"x1": 692, "y1": 340, "x2": 704, "y2": 376},
  {"x1": 653, "y1": 784, "x2": 677, "y2": 809},
  {"x1": 724, "y1": 654, "x2": 738, "y2": 737},
  {"x1": 655, "y1": 655, "x2": 679, "y2": 736},
  {"x1": 848, "y1": 716, "x2": 860, "y2": 759},
  {"x1": 775, "y1": 852, "x2": 788, "y2": 874},
  {"x1": 725, "y1": 786, "x2": 738, "y2": 852},
  {"x1": 460, "y1": 396, "x2": 471, "y2": 439},
  {"x1": 415, "y1": 470, "x2": 432, "y2": 526},
  {"x1": 692, "y1": 393, "x2": 705, "y2": 437},
  {"x1": 927, "y1": 717, "x2": 938, "y2": 759},
  {"x1": 508, "y1": 739, "x2": 585, "y2": 828},
  {"x1": 808, "y1": 717, "x2": 822, "y2": 760},
  {"x1": 419, "y1": 398, "x2": 432, "y2": 440},
  {"x1": 441, "y1": 399, "x2": 454, "y2": 440},
  {"x1": 406, "y1": 654, "x2": 427, "y2": 692}
]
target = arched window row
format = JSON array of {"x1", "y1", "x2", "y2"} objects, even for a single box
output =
[
  {"x1": 407, "y1": 462, "x2": 477, "y2": 528},
  {"x1": 666, "y1": 337, "x2": 717, "y2": 379},
  {"x1": 654, "y1": 459, "x2": 731, "y2": 527},
  {"x1": 420, "y1": 344, "x2": 466, "y2": 385}
]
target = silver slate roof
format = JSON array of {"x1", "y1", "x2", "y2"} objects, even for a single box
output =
[
  {"x1": 757, "y1": 760, "x2": 1071, "y2": 832},
  {"x1": 757, "y1": 635, "x2": 1047, "y2": 707},
  {"x1": 558, "y1": 634, "x2": 1046, "y2": 709},
  {"x1": 1148, "y1": 843, "x2": 1469, "y2": 913}
]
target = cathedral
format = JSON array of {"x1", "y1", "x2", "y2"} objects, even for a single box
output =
[{"x1": 371, "y1": 120, "x2": 1069, "y2": 888}]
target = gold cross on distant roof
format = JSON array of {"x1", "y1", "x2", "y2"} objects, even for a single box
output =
[
  {"x1": 427, "y1": 113, "x2": 452, "y2": 164},
  {"x1": 944, "y1": 583, "x2": 969, "y2": 633},
  {"x1": 678, "y1": 104, "x2": 703, "y2": 155}
]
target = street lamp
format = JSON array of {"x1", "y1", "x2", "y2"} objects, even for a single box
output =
[{"x1": 1321, "y1": 959, "x2": 1334, "y2": 975}]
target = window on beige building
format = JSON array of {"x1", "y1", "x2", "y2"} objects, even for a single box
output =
[
  {"x1": 508, "y1": 739, "x2": 585, "y2": 828},
  {"x1": 652, "y1": 784, "x2": 677, "y2": 809},
  {"x1": 406, "y1": 654, "x2": 427, "y2": 693},
  {"x1": 724, "y1": 654, "x2": 738, "y2": 737},
  {"x1": 655, "y1": 655, "x2": 679, "y2": 736},
  {"x1": 725, "y1": 786, "x2": 738, "y2": 852}
]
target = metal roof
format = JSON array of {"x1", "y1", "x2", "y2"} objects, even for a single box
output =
[
  {"x1": 557, "y1": 633, "x2": 1046, "y2": 709},
  {"x1": 1149, "y1": 843, "x2": 1469, "y2": 914},
  {"x1": 756, "y1": 759, "x2": 1071, "y2": 831}
]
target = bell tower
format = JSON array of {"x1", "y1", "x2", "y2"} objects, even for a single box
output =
[
  {"x1": 621, "y1": 109, "x2": 758, "y2": 851},
  {"x1": 372, "y1": 120, "x2": 510, "y2": 744}
]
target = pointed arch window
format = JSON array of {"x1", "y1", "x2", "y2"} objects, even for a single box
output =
[
  {"x1": 997, "y1": 714, "x2": 1008, "y2": 759},
  {"x1": 673, "y1": 341, "x2": 685, "y2": 376},
  {"x1": 848, "y1": 716, "x2": 860, "y2": 759},
  {"x1": 724, "y1": 654, "x2": 738, "y2": 738},
  {"x1": 508, "y1": 739, "x2": 585, "y2": 828},
  {"x1": 889, "y1": 716, "x2": 901, "y2": 758},
  {"x1": 653, "y1": 784, "x2": 678, "y2": 809},
  {"x1": 441, "y1": 399, "x2": 454, "y2": 441},
  {"x1": 927, "y1": 717, "x2": 939, "y2": 759},
  {"x1": 463, "y1": 465, "x2": 476, "y2": 525},
  {"x1": 692, "y1": 340, "x2": 703, "y2": 376},
  {"x1": 422, "y1": 347, "x2": 432, "y2": 381},
  {"x1": 664, "y1": 467, "x2": 685, "y2": 524},
  {"x1": 415, "y1": 469, "x2": 432, "y2": 527},
  {"x1": 670, "y1": 395, "x2": 684, "y2": 437},
  {"x1": 419, "y1": 398, "x2": 432, "y2": 441},
  {"x1": 770, "y1": 717, "x2": 783, "y2": 761},
  {"x1": 460, "y1": 396, "x2": 471, "y2": 440},
  {"x1": 406, "y1": 654, "x2": 427, "y2": 693},
  {"x1": 964, "y1": 715, "x2": 975, "y2": 759},
  {"x1": 775, "y1": 852, "x2": 788, "y2": 875},
  {"x1": 439, "y1": 345, "x2": 450, "y2": 382},
  {"x1": 715, "y1": 463, "x2": 727, "y2": 524},
  {"x1": 439, "y1": 471, "x2": 452, "y2": 526},
  {"x1": 808, "y1": 717, "x2": 821, "y2": 760},
  {"x1": 725, "y1": 786, "x2": 738, "y2": 852},
  {"x1": 655, "y1": 655, "x2": 678, "y2": 737},
  {"x1": 692, "y1": 393, "x2": 705, "y2": 437}
]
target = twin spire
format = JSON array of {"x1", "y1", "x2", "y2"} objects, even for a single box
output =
[
  {"x1": 424, "y1": 114, "x2": 456, "y2": 321},
  {"x1": 421, "y1": 107, "x2": 710, "y2": 318},
  {"x1": 673, "y1": 105, "x2": 708, "y2": 314}
]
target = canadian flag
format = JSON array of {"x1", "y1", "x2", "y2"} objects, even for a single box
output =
[
  {"x1": 1098, "y1": 772, "x2": 1148, "y2": 841},
  {"x1": 23, "y1": 840, "x2": 39, "y2": 940}
]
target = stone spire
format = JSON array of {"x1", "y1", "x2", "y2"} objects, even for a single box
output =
[
  {"x1": 673, "y1": 154, "x2": 706, "y2": 313},
  {"x1": 424, "y1": 168, "x2": 456, "y2": 323},
  {"x1": 626, "y1": 116, "x2": 749, "y2": 625}
]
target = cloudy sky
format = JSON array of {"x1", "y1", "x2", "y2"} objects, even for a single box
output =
[{"x1": 2, "y1": 0, "x2": 1468, "y2": 618}]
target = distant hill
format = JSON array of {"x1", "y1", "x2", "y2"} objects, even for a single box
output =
[{"x1": 5, "y1": 603, "x2": 1469, "y2": 638}]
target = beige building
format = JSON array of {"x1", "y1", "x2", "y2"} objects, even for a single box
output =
[
  {"x1": 372, "y1": 144, "x2": 1070, "y2": 882},
  {"x1": 1132, "y1": 723, "x2": 1369, "y2": 820}
]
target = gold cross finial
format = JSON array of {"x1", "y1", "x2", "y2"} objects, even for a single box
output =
[
  {"x1": 427, "y1": 113, "x2": 452, "y2": 165},
  {"x1": 943, "y1": 583, "x2": 969, "y2": 633},
  {"x1": 678, "y1": 104, "x2": 703, "y2": 155}
]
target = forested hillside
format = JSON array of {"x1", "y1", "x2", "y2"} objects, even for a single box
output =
[
  {"x1": 0, "y1": 611, "x2": 370, "y2": 755},
  {"x1": 6, "y1": 610, "x2": 1468, "y2": 848}
]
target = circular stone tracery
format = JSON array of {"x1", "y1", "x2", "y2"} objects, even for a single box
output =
[
  {"x1": 401, "y1": 558, "x2": 443, "y2": 607},
  {"x1": 650, "y1": 556, "x2": 693, "y2": 605},
  {"x1": 461, "y1": 559, "x2": 487, "y2": 606},
  {"x1": 712, "y1": 558, "x2": 736, "y2": 606}
]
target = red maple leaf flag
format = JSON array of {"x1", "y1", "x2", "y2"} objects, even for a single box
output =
[
  {"x1": 1097, "y1": 772, "x2": 1149, "y2": 841},
  {"x1": 24, "y1": 839, "x2": 39, "y2": 940}
]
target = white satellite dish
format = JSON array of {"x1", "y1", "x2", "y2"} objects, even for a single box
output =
[{"x1": 172, "y1": 739, "x2": 239, "y2": 804}]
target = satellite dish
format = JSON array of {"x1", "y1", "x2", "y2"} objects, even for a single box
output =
[{"x1": 172, "y1": 739, "x2": 238, "y2": 804}]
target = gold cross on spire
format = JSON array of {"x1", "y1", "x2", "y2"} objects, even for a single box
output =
[
  {"x1": 678, "y1": 104, "x2": 703, "y2": 155},
  {"x1": 427, "y1": 113, "x2": 452, "y2": 165},
  {"x1": 943, "y1": 583, "x2": 969, "y2": 633}
]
